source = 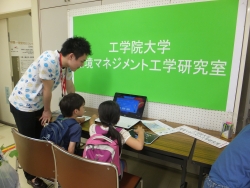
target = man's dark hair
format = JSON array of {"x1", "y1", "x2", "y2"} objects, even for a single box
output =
[
  {"x1": 60, "y1": 36, "x2": 92, "y2": 59},
  {"x1": 59, "y1": 93, "x2": 85, "y2": 117}
]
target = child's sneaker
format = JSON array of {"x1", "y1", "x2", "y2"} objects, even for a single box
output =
[{"x1": 27, "y1": 178, "x2": 47, "y2": 188}]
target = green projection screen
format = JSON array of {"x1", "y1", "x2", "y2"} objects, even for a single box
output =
[{"x1": 72, "y1": 0, "x2": 239, "y2": 111}]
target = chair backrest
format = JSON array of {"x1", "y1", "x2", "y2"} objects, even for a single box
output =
[
  {"x1": 52, "y1": 144, "x2": 119, "y2": 188},
  {"x1": 11, "y1": 128, "x2": 55, "y2": 179}
]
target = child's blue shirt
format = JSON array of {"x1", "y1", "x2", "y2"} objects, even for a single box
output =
[{"x1": 57, "y1": 115, "x2": 81, "y2": 152}]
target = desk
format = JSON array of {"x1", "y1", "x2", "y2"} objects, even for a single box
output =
[
  {"x1": 82, "y1": 107, "x2": 197, "y2": 188},
  {"x1": 191, "y1": 129, "x2": 234, "y2": 188}
]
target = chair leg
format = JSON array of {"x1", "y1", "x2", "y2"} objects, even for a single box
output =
[
  {"x1": 54, "y1": 181, "x2": 58, "y2": 188},
  {"x1": 15, "y1": 158, "x2": 18, "y2": 171},
  {"x1": 15, "y1": 158, "x2": 22, "y2": 171},
  {"x1": 42, "y1": 179, "x2": 58, "y2": 188},
  {"x1": 140, "y1": 179, "x2": 143, "y2": 188}
]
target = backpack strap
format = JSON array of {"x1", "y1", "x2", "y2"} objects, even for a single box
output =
[
  {"x1": 83, "y1": 134, "x2": 115, "y2": 157},
  {"x1": 94, "y1": 125, "x2": 123, "y2": 154},
  {"x1": 90, "y1": 134, "x2": 118, "y2": 147},
  {"x1": 59, "y1": 118, "x2": 80, "y2": 146},
  {"x1": 115, "y1": 127, "x2": 123, "y2": 132},
  {"x1": 56, "y1": 115, "x2": 79, "y2": 127},
  {"x1": 95, "y1": 125, "x2": 123, "y2": 135},
  {"x1": 92, "y1": 135, "x2": 113, "y2": 143}
]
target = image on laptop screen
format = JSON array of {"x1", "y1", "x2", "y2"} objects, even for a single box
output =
[{"x1": 113, "y1": 92, "x2": 147, "y2": 119}]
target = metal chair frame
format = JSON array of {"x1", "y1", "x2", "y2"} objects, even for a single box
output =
[
  {"x1": 11, "y1": 128, "x2": 58, "y2": 188},
  {"x1": 52, "y1": 144, "x2": 143, "y2": 188}
]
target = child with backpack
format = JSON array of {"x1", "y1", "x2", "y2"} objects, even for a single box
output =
[
  {"x1": 83, "y1": 100, "x2": 144, "y2": 178},
  {"x1": 40, "y1": 93, "x2": 85, "y2": 155}
]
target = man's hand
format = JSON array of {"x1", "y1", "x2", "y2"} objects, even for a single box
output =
[{"x1": 39, "y1": 110, "x2": 52, "y2": 126}]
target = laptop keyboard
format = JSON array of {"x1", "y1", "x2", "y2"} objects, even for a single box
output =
[{"x1": 95, "y1": 116, "x2": 140, "y2": 129}]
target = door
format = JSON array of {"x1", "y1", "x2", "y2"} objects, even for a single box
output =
[
  {"x1": 0, "y1": 19, "x2": 15, "y2": 124},
  {"x1": 12, "y1": 56, "x2": 20, "y2": 87}
]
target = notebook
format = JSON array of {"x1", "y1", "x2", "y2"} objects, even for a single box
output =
[
  {"x1": 129, "y1": 129, "x2": 159, "y2": 144},
  {"x1": 113, "y1": 92, "x2": 147, "y2": 129}
]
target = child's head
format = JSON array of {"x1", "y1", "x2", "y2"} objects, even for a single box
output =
[
  {"x1": 98, "y1": 101, "x2": 120, "y2": 126},
  {"x1": 60, "y1": 36, "x2": 92, "y2": 59},
  {"x1": 98, "y1": 100, "x2": 122, "y2": 153},
  {"x1": 59, "y1": 93, "x2": 85, "y2": 118}
]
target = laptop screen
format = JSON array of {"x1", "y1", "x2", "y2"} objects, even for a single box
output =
[{"x1": 113, "y1": 92, "x2": 147, "y2": 119}]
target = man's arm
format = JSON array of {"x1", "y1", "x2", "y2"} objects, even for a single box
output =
[
  {"x1": 39, "y1": 79, "x2": 54, "y2": 125},
  {"x1": 66, "y1": 80, "x2": 75, "y2": 93}
]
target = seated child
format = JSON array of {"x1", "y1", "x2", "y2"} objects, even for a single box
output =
[
  {"x1": 58, "y1": 93, "x2": 85, "y2": 155},
  {"x1": 89, "y1": 100, "x2": 145, "y2": 177}
]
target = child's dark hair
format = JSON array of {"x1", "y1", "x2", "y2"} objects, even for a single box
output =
[
  {"x1": 59, "y1": 93, "x2": 85, "y2": 117},
  {"x1": 60, "y1": 36, "x2": 92, "y2": 60},
  {"x1": 98, "y1": 101, "x2": 122, "y2": 153}
]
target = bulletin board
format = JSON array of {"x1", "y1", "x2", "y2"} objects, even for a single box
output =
[{"x1": 69, "y1": 0, "x2": 245, "y2": 112}]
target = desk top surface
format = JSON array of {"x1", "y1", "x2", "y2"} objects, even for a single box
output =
[
  {"x1": 192, "y1": 128, "x2": 234, "y2": 166},
  {"x1": 82, "y1": 107, "x2": 197, "y2": 158}
]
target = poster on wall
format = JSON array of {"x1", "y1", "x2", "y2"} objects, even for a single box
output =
[
  {"x1": 19, "y1": 42, "x2": 34, "y2": 73},
  {"x1": 10, "y1": 41, "x2": 19, "y2": 56},
  {"x1": 10, "y1": 41, "x2": 34, "y2": 74},
  {"x1": 69, "y1": 0, "x2": 246, "y2": 112}
]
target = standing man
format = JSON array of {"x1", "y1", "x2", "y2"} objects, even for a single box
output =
[{"x1": 9, "y1": 36, "x2": 92, "y2": 188}]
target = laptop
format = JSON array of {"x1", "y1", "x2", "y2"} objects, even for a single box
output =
[{"x1": 113, "y1": 92, "x2": 147, "y2": 129}]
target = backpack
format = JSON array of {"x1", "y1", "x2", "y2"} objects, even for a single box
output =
[
  {"x1": 82, "y1": 126, "x2": 122, "y2": 175},
  {"x1": 40, "y1": 116, "x2": 77, "y2": 147}
]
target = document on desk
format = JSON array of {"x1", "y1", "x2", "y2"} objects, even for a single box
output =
[
  {"x1": 78, "y1": 116, "x2": 91, "y2": 122},
  {"x1": 141, "y1": 120, "x2": 177, "y2": 136},
  {"x1": 175, "y1": 125, "x2": 229, "y2": 148}
]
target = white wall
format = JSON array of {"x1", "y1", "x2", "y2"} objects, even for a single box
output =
[
  {"x1": 8, "y1": 14, "x2": 33, "y2": 42},
  {"x1": 31, "y1": 0, "x2": 40, "y2": 58},
  {"x1": 0, "y1": 0, "x2": 32, "y2": 124},
  {"x1": 0, "y1": 19, "x2": 15, "y2": 124},
  {"x1": 0, "y1": 0, "x2": 30, "y2": 14}
]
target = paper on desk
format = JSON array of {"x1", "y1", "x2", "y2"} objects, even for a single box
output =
[
  {"x1": 95, "y1": 118, "x2": 101, "y2": 122},
  {"x1": 78, "y1": 115, "x2": 91, "y2": 122},
  {"x1": 175, "y1": 125, "x2": 229, "y2": 148},
  {"x1": 141, "y1": 120, "x2": 177, "y2": 136}
]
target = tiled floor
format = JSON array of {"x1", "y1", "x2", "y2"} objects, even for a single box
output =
[{"x1": 0, "y1": 124, "x2": 201, "y2": 188}]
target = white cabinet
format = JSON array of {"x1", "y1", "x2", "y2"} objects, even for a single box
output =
[
  {"x1": 67, "y1": 1, "x2": 101, "y2": 10},
  {"x1": 39, "y1": 1, "x2": 102, "y2": 52},
  {"x1": 40, "y1": 6, "x2": 68, "y2": 51},
  {"x1": 39, "y1": 0, "x2": 102, "y2": 111},
  {"x1": 39, "y1": 5, "x2": 68, "y2": 111},
  {"x1": 67, "y1": 0, "x2": 96, "y2": 5},
  {"x1": 39, "y1": 0, "x2": 101, "y2": 9},
  {"x1": 39, "y1": 0, "x2": 68, "y2": 9},
  {"x1": 102, "y1": 0, "x2": 135, "y2": 5}
]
